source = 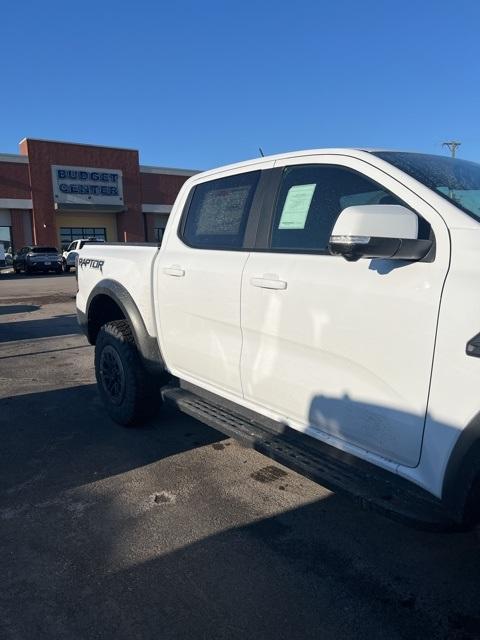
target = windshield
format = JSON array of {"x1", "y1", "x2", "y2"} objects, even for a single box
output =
[
  {"x1": 373, "y1": 151, "x2": 480, "y2": 221},
  {"x1": 32, "y1": 247, "x2": 58, "y2": 253}
]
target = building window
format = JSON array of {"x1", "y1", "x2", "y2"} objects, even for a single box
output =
[{"x1": 60, "y1": 227, "x2": 107, "y2": 250}]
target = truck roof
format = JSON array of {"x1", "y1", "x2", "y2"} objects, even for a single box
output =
[{"x1": 194, "y1": 147, "x2": 398, "y2": 180}]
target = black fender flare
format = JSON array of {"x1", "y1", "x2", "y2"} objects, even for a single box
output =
[{"x1": 83, "y1": 279, "x2": 165, "y2": 376}]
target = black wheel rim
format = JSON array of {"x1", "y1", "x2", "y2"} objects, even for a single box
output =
[{"x1": 100, "y1": 345, "x2": 126, "y2": 405}]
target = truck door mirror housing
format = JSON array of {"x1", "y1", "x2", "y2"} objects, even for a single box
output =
[{"x1": 328, "y1": 204, "x2": 432, "y2": 262}]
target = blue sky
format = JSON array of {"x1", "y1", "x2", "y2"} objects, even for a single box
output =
[{"x1": 1, "y1": 0, "x2": 478, "y2": 169}]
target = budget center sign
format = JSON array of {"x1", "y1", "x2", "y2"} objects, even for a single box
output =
[{"x1": 51, "y1": 165, "x2": 124, "y2": 206}]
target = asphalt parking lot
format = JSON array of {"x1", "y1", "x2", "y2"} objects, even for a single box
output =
[{"x1": 1, "y1": 273, "x2": 480, "y2": 640}]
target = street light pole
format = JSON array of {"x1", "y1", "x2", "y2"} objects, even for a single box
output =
[{"x1": 442, "y1": 141, "x2": 461, "y2": 158}]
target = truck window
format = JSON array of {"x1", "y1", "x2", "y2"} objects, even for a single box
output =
[
  {"x1": 270, "y1": 164, "x2": 424, "y2": 252},
  {"x1": 181, "y1": 171, "x2": 260, "y2": 249}
]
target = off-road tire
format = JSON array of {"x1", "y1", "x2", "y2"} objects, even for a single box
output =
[{"x1": 95, "y1": 319, "x2": 160, "y2": 426}]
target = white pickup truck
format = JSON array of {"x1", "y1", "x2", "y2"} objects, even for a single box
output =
[
  {"x1": 63, "y1": 238, "x2": 105, "y2": 272},
  {"x1": 76, "y1": 148, "x2": 480, "y2": 529}
]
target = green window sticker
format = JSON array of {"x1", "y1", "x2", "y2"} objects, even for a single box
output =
[{"x1": 278, "y1": 183, "x2": 316, "y2": 229}]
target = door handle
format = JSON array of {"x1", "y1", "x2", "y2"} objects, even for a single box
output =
[
  {"x1": 250, "y1": 276, "x2": 287, "y2": 290},
  {"x1": 163, "y1": 266, "x2": 185, "y2": 277}
]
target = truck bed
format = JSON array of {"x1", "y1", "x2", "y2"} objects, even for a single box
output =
[{"x1": 76, "y1": 243, "x2": 161, "y2": 338}]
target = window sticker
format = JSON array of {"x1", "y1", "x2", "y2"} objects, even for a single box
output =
[{"x1": 278, "y1": 183, "x2": 316, "y2": 229}]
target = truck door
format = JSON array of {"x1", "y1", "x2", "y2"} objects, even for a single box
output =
[
  {"x1": 155, "y1": 165, "x2": 272, "y2": 397},
  {"x1": 240, "y1": 155, "x2": 450, "y2": 467}
]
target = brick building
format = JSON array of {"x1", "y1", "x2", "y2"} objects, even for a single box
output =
[{"x1": 0, "y1": 138, "x2": 198, "y2": 253}]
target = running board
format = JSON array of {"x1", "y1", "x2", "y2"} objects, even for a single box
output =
[{"x1": 162, "y1": 385, "x2": 456, "y2": 531}]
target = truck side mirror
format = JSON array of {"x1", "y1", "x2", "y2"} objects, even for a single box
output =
[{"x1": 328, "y1": 204, "x2": 432, "y2": 262}]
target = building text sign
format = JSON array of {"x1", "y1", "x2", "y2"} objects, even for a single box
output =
[{"x1": 51, "y1": 165, "x2": 124, "y2": 207}]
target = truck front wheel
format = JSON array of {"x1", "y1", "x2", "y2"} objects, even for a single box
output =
[{"x1": 95, "y1": 320, "x2": 160, "y2": 426}]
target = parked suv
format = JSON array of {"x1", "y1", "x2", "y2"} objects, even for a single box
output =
[{"x1": 14, "y1": 246, "x2": 63, "y2": 274}]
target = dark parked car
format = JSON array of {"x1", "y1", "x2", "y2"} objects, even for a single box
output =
[{"x1": 13, "y1": 246, "x2": 63, "y2": 274}]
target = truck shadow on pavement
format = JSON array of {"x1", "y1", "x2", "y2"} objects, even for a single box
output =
[
  {"x1": 0, "y1": 304, "x2": 40, "y2": 316},
  {"x1": 53, "y1": 494, "x2": 479, "y2": 640},
  {"x1": 0, "y1": 313, "x2": 80, "y2": 342},
  {"x1": 0, "y1": 383, "x2": 226, "y2": 498},
  {"x1": 1, "y1": 384, "x2": 480, "y2": 639}
]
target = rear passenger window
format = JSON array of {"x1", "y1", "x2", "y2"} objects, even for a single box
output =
[
  {"x1": 271, "y1": 165, "x2": 410, "y2": 252},
  {"x1": 182, "y1": 171, "x2": 260, "y2": 249}
]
